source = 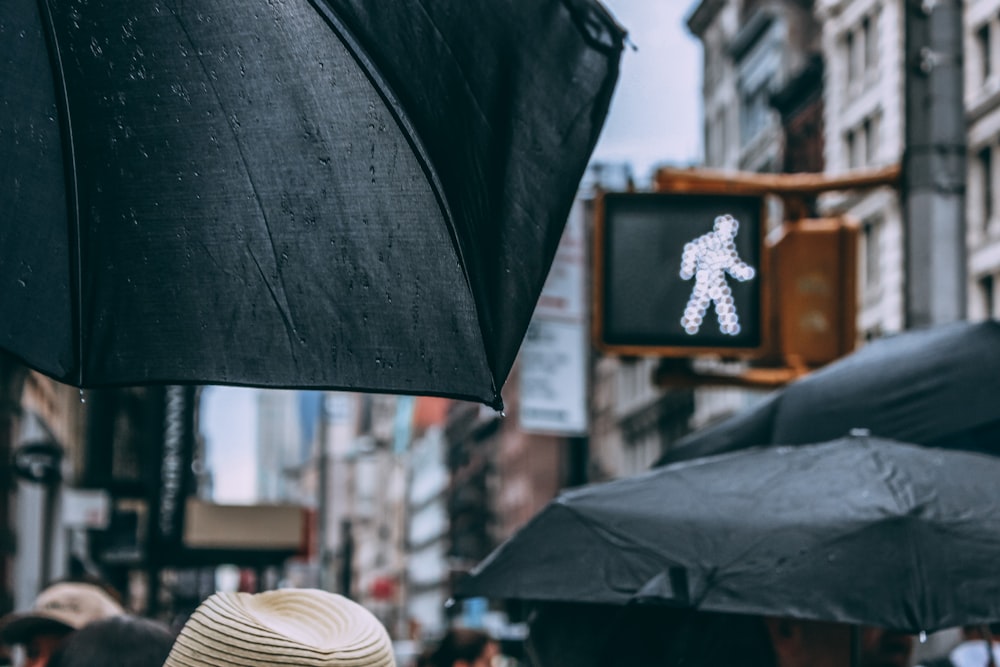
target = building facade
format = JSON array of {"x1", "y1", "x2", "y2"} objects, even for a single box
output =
[
  {"x1": 966, "y1": 0, "x2": 1000, "y2": 319},
  {"x1": 256, "y1": 390, "x2": 303, "y2": 502},
  {"x1": 402, "y1": 397, "x2": 452, "y2": 641},
  {"x1": 12, "y1": 372, "x2": 86, "y2": 611},
  {"x1": 817, "y1": 0, "x2": 906, "y2": 339}
]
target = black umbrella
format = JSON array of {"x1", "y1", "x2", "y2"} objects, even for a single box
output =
[
  {"x1": 458, "y1": 435, "x2": 1000, "y2": 633},
  {"x1": 658, "y1": 320, "x2": 1000, "y2": 464},
  {"x1": 0, "y1": 0, "x2": 625, "y2": 408}
]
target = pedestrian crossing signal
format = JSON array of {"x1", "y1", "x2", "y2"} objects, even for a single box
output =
[{"x1": 594, "y1": 191, "x2": 768, "y2": 357}]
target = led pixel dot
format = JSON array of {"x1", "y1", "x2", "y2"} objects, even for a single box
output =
[{"x1": 679, "y1": 214, "x2": 756, "y2": 336}]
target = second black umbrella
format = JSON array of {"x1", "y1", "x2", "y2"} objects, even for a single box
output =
[{"x1": 459, "y1": 434, "x2": 1000, "y2": 634}]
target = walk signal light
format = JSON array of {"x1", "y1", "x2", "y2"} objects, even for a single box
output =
[{"x1": 594, "y1": 191, "x2": 769, "y2": 357}]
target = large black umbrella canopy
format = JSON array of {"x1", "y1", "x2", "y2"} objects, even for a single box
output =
[
  {"x1": 458, "y1": 435, "x2": 1000, "y2": 633},
  {"x1": 0, "y1": 0, "x2": 625, "y2": 408},
  {"x1": 658, "y1": 320, "x2": 1000, "y2": 464}
]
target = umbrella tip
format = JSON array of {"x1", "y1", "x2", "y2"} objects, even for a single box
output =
[
  {"x1": 488, "y1": 393, "x2": 505, "y2": 415},
  {"x1": 849, "y1": 428, "x2": 871, "y2": 438}
]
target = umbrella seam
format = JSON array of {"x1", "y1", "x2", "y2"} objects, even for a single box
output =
[
  {"x1": 163, "y1": 7, "x2": 303, "y2": 363},
  {"x1": 555, "y1": 500, "x2": 685, "y2": 586},
  {"x1": 306, "y1": 0, "x2": 500, "y2": 408},
  {"x1": 35, "y1": 0, "x2": 85, "y2": 384}
]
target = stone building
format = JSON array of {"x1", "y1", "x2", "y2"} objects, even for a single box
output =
[
  {"x1": 816, "y1": 0, "x2": 906, "y2": 340},
  {"x1": 966, "y1": 0, "x2": 1000, "y2": 319}
]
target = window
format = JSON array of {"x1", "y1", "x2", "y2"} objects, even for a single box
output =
[
  {"x1": 863, "y1": 116, "x2": 879, "y2": 166},
  {"x1": 864, "y1": 11, "x2": 879, "y2": 76},
  {"x1": 740, "y1": 87, "x2": 771, "y2": 147},
  {"x1": 980, "y1": 274, "x2": 995, "y2": 318},
  {"x1": 709, "y1": 109, "x2": 726, "y2": 167},
  {"x1": 845, "y1": 30, "x2": 857, "y2": 86},
  {"x1": 725, "y1": 106, "x2": 733, "y2": 155},
  {"x1": 862, "y1": 119, "x2": 872, "y2": 166},
  {"x1": 705, "y1": 45, "x2": 722, "y2": 88},
  {"x1": 980, "y1": 145, "x2": 993, "y2": 226},
  {"x1": 862, "y1": 218, "x2": 882, "y2": 293},
  {"x1": 978, "y1": 23, "x2": 992, "y2": 84},
  {"x1": 861, "y1": 16, "x2": 873, "y2": 74},
  {"x1": 845, "y1": 129, "x2": 858, "y2": 169}
]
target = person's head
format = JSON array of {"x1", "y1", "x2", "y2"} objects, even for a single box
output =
[
  {"x1": 664, "y1": 612, "x2": 778, "y2": 667},
  {"x1": 528, "y1": 603, "x2": 733, "y2": 667},
  {"x1": 430, "y1": 629, "x2": 497, "y2": 667},
  {"x1": 765, "y1": 619, "x2": 913, "y2": 667},
  {"x1": 413, "y1": 646, "x2": 436, "y2": 667},
  {"x1": 163, "y1": 588, "x2": 395, "y2": 667},
  {"x1": 859, "y1": 627, "x2": 913, "y2": 667},
  {"x1": 765, "y1": 618, "x2": 851, "y2": 667},
  {"x1": 0, "y1": 582, "x2": 125, "y2": 667},
  {"x1": 961, "y1": 624, "x2": 1000, "y2": 642},
  {"x1": 525, "y1": 602, "x2": 622, "y2": 667},
  {"x1": 46, "y1": 616, "x2": 175, "y2": 667}
]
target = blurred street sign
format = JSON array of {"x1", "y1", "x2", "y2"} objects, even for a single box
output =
[
  {"x1": 153, "y1": 386, "x2": 196, "y2": 552},
  {"x1": 519, "y1": 320, "x2": 588, "y2": 434},
  {"x1": 183, "y1": 499, "x2": 305, "y2": 551},
  {"x1": 12, "y1": 440, "x2": 63, "y2": 485},
  {"x1": 595, "y1": 191, "x2": 768, "y2": 357},
  {"x1": 61, "y1": 488, "x2": 111, "y2": 529},
  {"x1": 520, "y1": 200, "x2": 588, "y2": 435}
]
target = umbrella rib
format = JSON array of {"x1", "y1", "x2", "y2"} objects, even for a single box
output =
[
  {"x1": 556, "y1": 500, "x2": 682, "y2": 575},
  {"x1": 35, "y1": 0, "x2": 85, "y2": 383},
  {"x1": 409, "y1": 0, "x2": 490, "y2": 125},
  {"x1": 247, "y1": 249, "x2": 300, "y2": 362},
  {"x1": 305, "y1": 0, "x2": 501, "y2": 408},
  {"x1": 163, "y1": 7, "x2": 302, "y2": 360}
]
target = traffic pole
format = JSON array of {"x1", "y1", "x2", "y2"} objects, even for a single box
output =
[{"x1": 903, "y1": 0, "x2": 967, "y2": 326}]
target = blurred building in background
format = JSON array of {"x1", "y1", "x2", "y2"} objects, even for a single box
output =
[
  {"x1": 256, "y1": 390, "x2": 302, "y2": 502},
  {"x1": 348, "y1": 395, "x2": 408, "y2": 634},
  {"x1": 11, "y1": 373, "x2": 86, "y2": 611},
  {"x1": 816, "y1": 0, "x2": 906, "y2": 340},
  {"x1": 4, "y1": 1, "x2": 1000, "y2": 656},
  {"x1": 966, "y1": 0, "x2": 1000, "y2": 319},
  {"x1": 403, "y1": 398, "x2": 451, "y2": 640}
]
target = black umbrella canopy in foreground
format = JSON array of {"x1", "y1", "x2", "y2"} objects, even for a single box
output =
[
  {"x1": 658, "y1": 320, "x2": 1000, "y2": 464},
  {"x1": 458, "y1": 435, "x2": 1000, "y2": 633},
  {"x1": 0, "y1": 0, "x2": 625, "y2": 408}
]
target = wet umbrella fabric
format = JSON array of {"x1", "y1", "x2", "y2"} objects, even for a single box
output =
[
  {"x1": 458, "y1": 436, "x2": 1000, "y2": 633},
  {"x1": 0, "y1": 0, "x2": 624, "y2": 408},
  {"x1": 657, "y1": 320, "x2": 1000, "y2": 464}
]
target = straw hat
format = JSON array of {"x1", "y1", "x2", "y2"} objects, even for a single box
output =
[
  {"x1": 163, "y1": 589, "x2": 395, "y2": 667},
  {"x1": 0, "y1": 582, "x2": 124, "y2": 644}
]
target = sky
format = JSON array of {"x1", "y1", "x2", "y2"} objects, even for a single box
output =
[
  {"x1": 199, "y1": 2, "x2": 703, "y2": 503},
  {"x1": 590, "y1": 0, "x2": 702, "y2": 183},
  {"x1": 201, "y1": 386, "x2": 259, "y2": 503}
]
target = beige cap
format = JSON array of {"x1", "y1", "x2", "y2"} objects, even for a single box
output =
[
  {"x1": 164, "y1": 589, "x2": 395, "y2": 667},
  {"x1": 0, "y1": 582, "x2": 125, "y2": 644}
]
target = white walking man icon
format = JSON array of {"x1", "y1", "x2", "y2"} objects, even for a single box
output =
[{"x1": 679, "y1": 213, "x2": 756, "y2": 336}]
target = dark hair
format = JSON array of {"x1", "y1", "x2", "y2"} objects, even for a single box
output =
[
  {"x1": 430, "y1": 628, "x2": 494, "y2": 667},
  {"x1": 662, "y1": 613, "x2": 777, "y2": 667},
  {"x1": 413, "y1": 646, "x2": 437, "y2": 667},
  {"x1": 525, "y1": 604, "x2": 775, "y2": 667},
  {"x1": 47, "y1": 616, "x2": 175, "y2": 667}
]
